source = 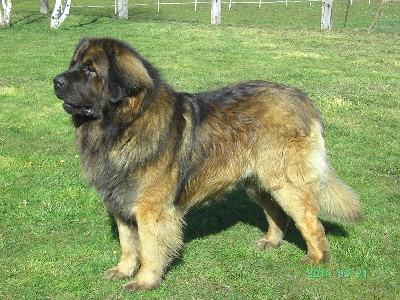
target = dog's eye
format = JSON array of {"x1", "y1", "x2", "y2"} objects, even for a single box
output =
[{"x1": 83, "y1": 65, "x2": 96, "y2": 77}]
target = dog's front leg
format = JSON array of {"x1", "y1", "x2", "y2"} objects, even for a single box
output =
[
  {"x1": 103, "y1": 215, "x2": 140, "y2": 280},
  {"x1": 122, "y1": 202, "x2": 184, "y2": 292}
]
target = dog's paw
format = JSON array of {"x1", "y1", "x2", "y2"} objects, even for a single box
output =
[
  {"x1": 301, "y1": 252, "x2": 329, "y2": 264},
  {"x1": 103, "y1": 267, "x2": 133, "y2": 281},
  {"x1": 122, "y1": 279, "x2": 160, "y2": 292},
  {"x1": 254, "y1": 238, "x2": 281, "y2": 250}
]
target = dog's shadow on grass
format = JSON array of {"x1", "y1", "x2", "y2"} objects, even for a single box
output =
[
  {"x1": 183, "y1": 188, "x2": 349, "y2": 251},
  {"x1": 109, "y1": 187, "x2": 349, "y2": 254}
]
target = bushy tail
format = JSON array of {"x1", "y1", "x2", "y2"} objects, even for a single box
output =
[{"x1": 317, "y1": 168, "x2": 362, "y2": 222}]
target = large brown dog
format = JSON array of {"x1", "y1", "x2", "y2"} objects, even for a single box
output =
[{"x1": 53, "y1": 38, "x2": 361, "y2": 292}]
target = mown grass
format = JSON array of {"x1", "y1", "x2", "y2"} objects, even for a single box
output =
[{"x1": 1, "y1": 1, "x2": 399, "y2": 299}]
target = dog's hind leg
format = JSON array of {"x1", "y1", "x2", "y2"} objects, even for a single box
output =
[
  {"x1": 269, "y1": 183, "x2": 330, "y2": 264},
  {"x1": 243, "y1": 180, "x2": 289, "y2": 250}
]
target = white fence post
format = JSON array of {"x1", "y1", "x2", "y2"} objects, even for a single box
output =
[
  {"x1": 321, "y1": 0, "x2": 333, "y2": 29},
  {"x1": 117, "y1": 0, "x2": 128, "y2": 19},
  {"x1": 211, "y1": 0, "x2": 221, "y2": 25}
]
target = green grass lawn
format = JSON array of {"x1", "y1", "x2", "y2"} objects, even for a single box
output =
[{"x1": 1, "y1": 1, "x2": 399, "y2": 299}]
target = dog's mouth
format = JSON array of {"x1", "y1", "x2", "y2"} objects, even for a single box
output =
[{"x1": 62, "y1": 102, "x2": 95, "y2": 118}]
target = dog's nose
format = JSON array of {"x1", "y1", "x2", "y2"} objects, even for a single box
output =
[{"x1": 53, "y1": 75, "x2": 67, "y2": 88}]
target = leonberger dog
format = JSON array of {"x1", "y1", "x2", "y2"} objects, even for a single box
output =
[{"x1": 53, "y1": 38, "x2": 361, "y2": 292}]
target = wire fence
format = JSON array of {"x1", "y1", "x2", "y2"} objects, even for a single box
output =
[
  {"x1": 71, "y1": 0, "x2": 322, "y2": 14},
  {"x1": 157, "y1": 0, "x2": 321, "y2": 12}
]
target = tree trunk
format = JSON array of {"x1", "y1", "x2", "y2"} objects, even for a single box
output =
[
  {"x1": 0, "y1": 0, "x2": 13, "y2": 27},
  {"x1": 40, "y1": 0, "x2": 49, "y2": 14},
  {"x1": 117, "y1": 0, "x2": 128, "y2": 19},
  {"x1": 321, "y1": 0, "x2": 334, "y2": 29},
  {"x1": 211, "y1": 0, "x2": 221, "y2": 25},
  {"x1": 50, "y1": 0, "x2": 72, "y2": 29},
  {"x1": 344, "y1": 0, "x2": 351, "y2": 29},
  {"x1": 369, "y1": 0, "x2": 384, "y2": 32}
]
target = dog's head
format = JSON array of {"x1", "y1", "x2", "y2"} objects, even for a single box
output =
[{"x1": 53, "y1": 38, "x2": 158, "y2": 124}]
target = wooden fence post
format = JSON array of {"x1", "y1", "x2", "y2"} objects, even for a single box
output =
[
  {"x1": 118, "y1": 0, "x2": 128, "y2": 19},
  {"x1": 321, "y1": 0, "x2": 333, "y2": 29},
  {"x1": 211, "y1": 0, "x2": 221, "y2": 25}
]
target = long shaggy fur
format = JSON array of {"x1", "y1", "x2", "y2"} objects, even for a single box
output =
[
  {"x1": 318, "y1": 168, "x2": 361, "y2": 222},
  {"x1": 53, "y1": 38, "x2": 361, "y2": 292}
]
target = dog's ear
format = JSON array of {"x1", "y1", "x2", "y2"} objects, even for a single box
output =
[
  {"x1": 70, "y1": 38, "x2": 90, "y2": 68},
  {"x1": 107, "y1": 46, "x2": 154, "y2": 104},
  {"x1": 107, "y1": 63, "x2": 137, "y2": 103},
  {"x1": 107, "y1": 50, "x2": 138, "y2": 103}
]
